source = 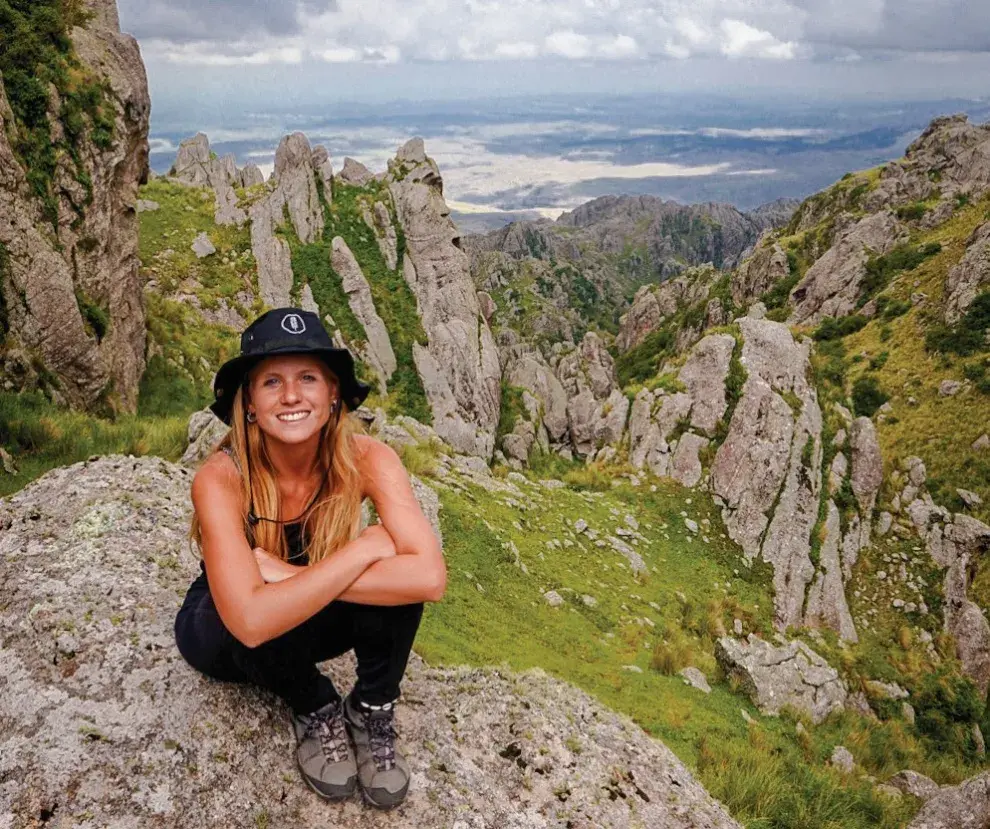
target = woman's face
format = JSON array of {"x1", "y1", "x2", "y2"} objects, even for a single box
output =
[{"x1": 246, "y1": 355, "x2": 337, "y2": 446}]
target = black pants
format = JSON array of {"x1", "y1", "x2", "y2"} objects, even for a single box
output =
[{"x1": 174, "y1": 581, "x2": 424, "y2": 715}]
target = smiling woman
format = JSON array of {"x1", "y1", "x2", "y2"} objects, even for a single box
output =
[{"x1": 175, "y1": 307, "x2": 446, "y2": 810}]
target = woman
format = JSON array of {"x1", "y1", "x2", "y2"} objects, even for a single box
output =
[{"x1": 175, "y1": 307, "x2": 446, "y2": 810}]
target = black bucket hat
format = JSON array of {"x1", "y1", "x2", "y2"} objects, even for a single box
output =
[{"x1": 210, "y1": 307, "x2": 372, "y2": 425}]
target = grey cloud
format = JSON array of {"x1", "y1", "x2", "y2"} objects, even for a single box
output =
[
  {"x1": 793, "y1": 0, "x2": 990, "y2": 53},
  {"x1": 118, "y1": 0, "x2": 336, "y2": 42}
]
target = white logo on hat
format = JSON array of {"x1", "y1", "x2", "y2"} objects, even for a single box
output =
[{"x1": 281, "y1": 313, "x2": 307, "y2": 335}]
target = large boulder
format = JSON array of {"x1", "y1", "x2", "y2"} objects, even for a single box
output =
[
  {"x1": 0, "y1": 456, "x2": 741, "y2": 829},
  {"x1": 715, "y1": 635, "x2": 847, "y2": 724},
  {"x1": 556, "y1": 332, "x2": 629, "y2": 459},
  {"x1": 732, "y1": 239, "x2": 789, "y2": 306},
  {"x1": 905, "y1": 771, "x2": 990, "y2": 829},
  {"x1": 331, "y1": 236, "x2": 397, "y2": 392},
  {"x1": 0, "y1": 2, "x2": 150, "y2": 411}
]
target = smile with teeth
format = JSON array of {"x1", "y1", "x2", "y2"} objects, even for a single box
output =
[{"x1": 276, "y1": 411, "x2": 310, "y2": 422}]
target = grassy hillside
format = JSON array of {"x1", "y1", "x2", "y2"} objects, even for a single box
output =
[{"x1": 408, "y1": 442, "x2": 984, "y2": 829}]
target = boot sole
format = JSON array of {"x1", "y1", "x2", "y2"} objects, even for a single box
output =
[{"x1": 359, "y1": 784, "x2": 409, "y2": 810}]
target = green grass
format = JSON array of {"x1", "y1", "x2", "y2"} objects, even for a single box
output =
[
  {"x1": 416, "y1": 466, "x2": 982, "y2": 828},
  {"x1": 0, "y1": 390, "x2": 187, "y2": 497}
]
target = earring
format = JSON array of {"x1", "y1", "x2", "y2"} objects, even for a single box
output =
[{"x1": 246, "y1": 411, "x2": 257, "y2": 423}]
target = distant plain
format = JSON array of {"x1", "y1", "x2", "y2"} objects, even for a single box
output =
[{"x1": 148, "y1": 92, "x2": 990, "y2": 232}]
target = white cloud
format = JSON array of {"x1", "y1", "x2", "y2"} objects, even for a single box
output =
[
  {"x1": 545, "y1": 31, "x2": 593, "y2": 59},
  {"x1": 720, "y1": 19, "x2": 796, "y2": 60},
  {"x1": 125, "y1": 0, "x2": 990, "y2": 68}
]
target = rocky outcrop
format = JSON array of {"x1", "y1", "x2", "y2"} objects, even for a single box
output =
[
  {"x1": 905, "y1": 770, "x2": 990, "y2": 829},
  {"x1": 615, "y1": 269, "x2": 715, "y2": 354},
  {"x1": 339, "y1": 157, "x2": 373, "y2": 187},
  {"x1": 362, "y1": 201, "x2": 399, "y2": 270},
  {"x1": 0, "y1": 455, "x2": 740, "y2": 829},
  {"x1": 555, "y1": 332, "x2": 629, "y2": 460},
  {"x1": 732, "y1": 239, "x2": 790, "y2": 306},
  {"x1": 804, "y1": 501, "x2": 858, "y2": 642},
  {"x1": 248, "y1": 132, "x2": 331, "y2": 307},
  {"x1": 0, "y1": 0, "x2": 150, "y2": 411},
  {"x1": 788, "y1": 212, "x2": 906, "y2": 325},
  {"x1": 500, "y1": 339, "x2": 570, "y2": 462},
  {"x1": 169, "y1": 133, "x2": 248, "y2": 227},
  {"x1": 715, "y1": 635, "x2": 847, "y2": 724},
  {"x1": 864, "y1": 115, "x2": 990, "y2": 214},
  {"x1": 388, "y1": 139, "x2": 501, "y2": 459},
  {"x1": 711, "y1": 317, "x2": 823, "y2": 630},
  {"x1": 944, "y1": 221, "x2": 990, "y2": 322},
  {"x1": 274, "y1": 133, "x2": 324, "y2": 245},
  {"x1": 678, "y1": 334, "x2": 735, "y2": 436},
  {"x1": 330, "y1": 236, "x2": 397, "y2": 392}
]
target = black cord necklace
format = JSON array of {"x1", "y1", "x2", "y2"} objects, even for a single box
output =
[{"x1": 244, "y1": 412, "x2": 330, "y2": 527}]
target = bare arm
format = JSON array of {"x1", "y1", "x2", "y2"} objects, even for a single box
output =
[
  {"x1": 335, "y1": 437, "x2": 447, "y2": 606},
  {"x1": 192, "y1": 454, "x2": 394, "y2": 648}
]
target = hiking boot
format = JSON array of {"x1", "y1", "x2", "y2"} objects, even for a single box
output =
[
  {"x1": 343, "y1": 693, "x2": 410, "y2": 809},
  {"x1": 292, "y1": 698, "x2": 357, "y2": 800}
]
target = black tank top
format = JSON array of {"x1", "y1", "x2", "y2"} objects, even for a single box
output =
[{"x1": 190, "y1": 447, "x2": 311, "y2": 591}]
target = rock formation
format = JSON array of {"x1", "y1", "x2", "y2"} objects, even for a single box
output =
[
  {"x1": 711, "y1": 316, "x2": 823, "y2": 630},
  {"x1": 388, "y1": 138, "x2": 501, "y2": 459},
  {"x1": 715, "y1": 634, "x2": 847, "y2": 724},
  {"x1": 331, "y1": 236, "x2": 397, "y2": 393},
  {"x1": 169, "y1": 132, "x2": 247, "y2": 226},
  {"x1": 944, "y1": 221, "x2": 990, "y2": 322},
  {"x1": 0, "y1": 0, "x2": 150, "y2": 411}
]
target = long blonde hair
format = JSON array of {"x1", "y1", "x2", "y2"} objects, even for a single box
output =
[{"x1": 189, "y1": 373, "x2": 367, "y2": 563}]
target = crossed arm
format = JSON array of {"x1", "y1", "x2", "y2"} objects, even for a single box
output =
[{"x1": 255, "y1": 437, "x2": 447, "y2": 606}]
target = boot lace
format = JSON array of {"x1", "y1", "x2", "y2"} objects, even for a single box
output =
[
  {"x1": 304, "y1": 702, "x2": 350, "y2": 764},
  {"x1": 366, "y1": 709, "x2": 398, "y2": 772}
]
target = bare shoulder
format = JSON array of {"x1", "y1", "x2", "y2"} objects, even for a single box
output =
[
  {"x1": 191, "y1": 450, "x2": 241, "y2": 507},
  {"x1": 352, "y1": 435, "x2": 407, "y2": 497}
]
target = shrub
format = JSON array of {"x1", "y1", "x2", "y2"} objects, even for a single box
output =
[
  {"x1": 813, "y1": 315, "x2": 868, "y2": 341},
  {"x1": 914, "y1": 667, "x2": 985, "y2": 756},
  {"x1": 925, "y1": 293, "x2": 990, "y2": 357},
  {"x1": 852, "y1": 376, "x2": 889, "y2": 417},
  {"x1": 895, "y1": 202, "x2": 927, "y2": 221}
]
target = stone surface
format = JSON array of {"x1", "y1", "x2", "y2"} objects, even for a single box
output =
[
  {"x1": 678, "y1": 334, "x2": 735, "y2": 436},
  {"x1": 788, "y1": 211, "x2": 905, "y2": 325},
  {"x1": 711, "y1": 318, "x2": 822, "y2": 630},
  {"x1": 732, "y1": 240, "x2": 790, "y2": 306},
  {"x1": 388, "y1": 139, "x2": 500, "y2": 459},
  {"x1": 0, "y1": 4, "x2": 150, "y2": 410},
  {"x1": 829, "y1": 746, "x2": 855, "y2": 773},
  {"x1": 339, "y1": 157, "x2": 374, "y2": 186},
  {"x1": 887, "y1": 771, "x2": 941, "y2": 802},
  {"x1": 0, "y1": 455, "x2": 740, "y2": 829},
  {"x1": 945, "y1": 221, "x2": 990, "y2": 323},
  {"x1": 331, "y1": 236, "x2": 397, "y2": 392},
  {"x1": 715, "y1": 635, "x2": 847, "y2": 724},
  {"x1": 679, "y1": 667, "x2": 712, "y2": 694},
  {"x1": 557, "y1": 332, "x2": 629, "y2": 460},
  {"x1": 905, "y1": 771, "x2": 990, "y2": 829},
  {"x1": 804, "y1": 501, "x2": 858, "y2": 642},
  {"x1": 191, "y1": 232, "x2": 216, "y2": 258},
  {"x1": 181, "y1": 409, "x2": 230, "y2": 466}
]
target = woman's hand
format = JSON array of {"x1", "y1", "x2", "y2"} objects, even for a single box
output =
[
  {"x1": 253, "y1": 548, "x2": 302, "y2": 584},
  {"x1": 356, "y1": 523, "x2": 398, "y2": 563}
]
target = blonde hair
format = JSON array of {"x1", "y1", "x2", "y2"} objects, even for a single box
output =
[{"x1": 189, "y1": 371, "x2": 367, "y2": 564}]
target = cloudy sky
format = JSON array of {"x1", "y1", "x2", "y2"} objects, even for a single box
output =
[{"x1": 119, "y1": 0, "x2": 990, "y2": 102}]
